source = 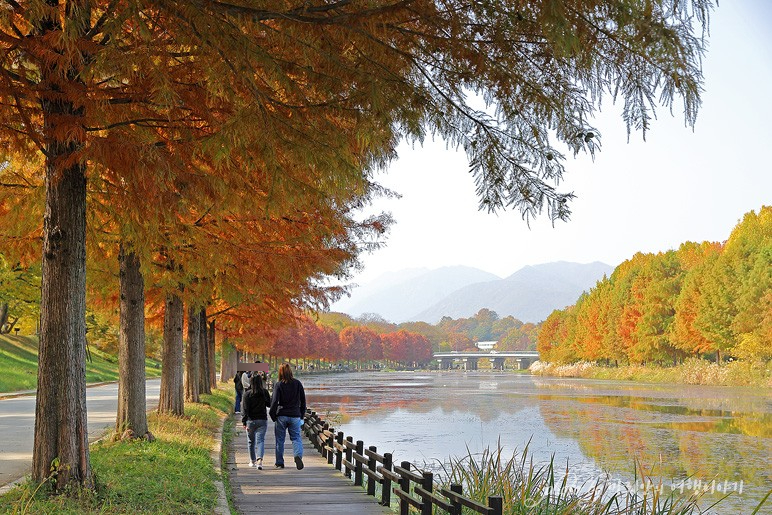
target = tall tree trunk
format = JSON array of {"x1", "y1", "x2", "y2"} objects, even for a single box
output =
[
  {"x1": 116, "y1": 246, "x2": 149, "y2": 438},
  {"x1": 0, "y1": 302, "x2": 9, "y2": 332},
  {"x1": 185, "y1": 305, "x2": 200, "y2": 402},
  {"x1": 198, "y1": 309, "x2": 210, "y2": 394},
  {"x1": 32, "y1": 5, "x2": 91, "y2": 486},
  {"x1": 220, "y1": 339, "x2": 235, "y2": 386},
  {"x1": 220, "y1": 337, "x2": 239, "y2": 385},
  {"x1": 159, "y1": 294, "x2": 184, "y2": 415},
  {"x1": 208, "y1": 318, "x2": 216, "y2": 388}
]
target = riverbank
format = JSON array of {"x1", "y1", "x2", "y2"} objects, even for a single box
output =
[
  {"x1": 0, "y1": 387, "x2": 231, "y2": 514},
  {"x1": 530, "y1": 358, "x2": 772, "y2": 387}
]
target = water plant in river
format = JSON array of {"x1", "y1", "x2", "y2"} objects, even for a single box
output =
[{"x1": 434, "y1": 441, "x2": 744, "y2": 514}]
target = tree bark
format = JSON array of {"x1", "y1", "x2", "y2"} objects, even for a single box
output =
[
  {"x1": 185, "y1": 305, "x2": 200, "y2": 402},
  {"x1": 0, "y1": 302, "x2": 8, "y2": 332},
  {"x1": 31, "y1": 5, "x2": 91, "y2": 486},
  {"x1": 185, "y1": 306, "x2": 201, "y2": 402},
  {"x1": 220, "y1": 339, "x2": 238, "y2": 385},
  {"x1": 159, "y1": 294, "x2": 184, "y2": 415},
  {"x1": 208, "y1": 319, "x2": 217, "y2": 388},
  {"x1": 198, "y1": 309, "x2": 210, "y2": 394},
  {"x1": 115, "y1": 246, "x2": 149, "y2": 437}
]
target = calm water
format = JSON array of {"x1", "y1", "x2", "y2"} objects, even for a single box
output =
[{"x1": 301, "y1": 371, "x2": 772, "y2": 513}]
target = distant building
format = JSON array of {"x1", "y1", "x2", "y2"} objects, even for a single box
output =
[{"x1": 475, "y1": 341, "x2": 497, "y2": 351}]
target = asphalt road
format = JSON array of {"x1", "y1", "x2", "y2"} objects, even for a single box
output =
[{"x1": 0, "y1": 378, "x2": 161, "y2": 488}]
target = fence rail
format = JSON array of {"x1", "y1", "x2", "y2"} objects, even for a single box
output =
[{"x1": 303, "y1": 410, "x2": 503, "y2": 515}]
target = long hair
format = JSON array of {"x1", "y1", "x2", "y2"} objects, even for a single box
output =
[
  {"x1": 278, "y1": 362, "x2": 293, "y2": 383},
  {"x1": 250, "y1": 373, "x2": 264, "y2": 393}
]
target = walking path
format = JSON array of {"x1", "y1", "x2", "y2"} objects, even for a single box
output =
[{"x1": 228, "y1": 413, "x2": 391, "y2": 514}]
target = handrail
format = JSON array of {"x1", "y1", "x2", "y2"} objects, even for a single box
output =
[{"x1": 303, "y1": 410, "x2": 503, "y2": 515}]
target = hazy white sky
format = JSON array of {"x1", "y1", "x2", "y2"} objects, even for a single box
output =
[{"x1": 349, "y1": 1, "x2": 772, "y2": 285}]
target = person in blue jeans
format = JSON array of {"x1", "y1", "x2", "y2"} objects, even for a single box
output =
[
  {"x1": 269, "y1": 362, "x2": 306, "y2": 470},
  {"x1": 233, "y1": 372, "x2": 244, "y2": 413},
  {"x1": 241, "y1": 374, "x2": 270, "y2": 469}
]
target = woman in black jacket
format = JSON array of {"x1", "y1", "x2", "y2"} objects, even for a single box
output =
[
  {"x1": 268, "y1": 363, "x2": 306, "y2": 470},
  {"x1": 233, "y1": 372, "x2": 244, "y2": 413},
  {"x1": 241, "y1": 374, "x2": 270, "y2": 469}
]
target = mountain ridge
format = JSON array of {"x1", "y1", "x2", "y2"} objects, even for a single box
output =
[{"x1": 332, "y1": 261, "x2": 613, "y2": 324}]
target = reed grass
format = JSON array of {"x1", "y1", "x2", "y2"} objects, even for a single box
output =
[{"x1": 433, "y1": 442, "x2": 768, "y2": 514}]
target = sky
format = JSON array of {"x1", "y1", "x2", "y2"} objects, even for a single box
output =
[{"x1": 339, "y1": 1, "x2": 772, "y2": 290}]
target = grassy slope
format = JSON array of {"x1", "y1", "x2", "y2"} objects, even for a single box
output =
[
  {"x1": 0, "y1": 334, "x2": 162, "y2": 393},
  {"x1": 0, "y1": 387, "x2": 233, "y2": 514}
]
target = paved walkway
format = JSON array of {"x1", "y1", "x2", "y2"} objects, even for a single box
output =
[
  {"x1": 228, "y1": 413, "x2": 391, "y2": 514},
  {"x1": 0, "y1": 378, "x2": 162, "y2": 488}
]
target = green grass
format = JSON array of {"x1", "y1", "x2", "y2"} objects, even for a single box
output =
[
  {"x1": 0, "y1": 334, "x2": 163, "y2": 393},
  {"x1": 0, "y1": 387, "x2": 231, "y2": 514}
]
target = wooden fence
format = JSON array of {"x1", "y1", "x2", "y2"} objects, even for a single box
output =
[{"x1": 303, "y1": 410, "x2": 504, "y2": 515}]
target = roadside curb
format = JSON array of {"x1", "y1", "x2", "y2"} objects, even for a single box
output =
[
  {"x1": 0, "y1": 377, "x2": 164, "y2": 400},
  {"x1": 0, "y1": 381, "x2": 117, "y2": 400},
  {"x1": 212, "y1": 412, "x2": 230, "y2": 515},
  {"x1": 0, "y1": 474, "x2": 28, "y2": 496}
]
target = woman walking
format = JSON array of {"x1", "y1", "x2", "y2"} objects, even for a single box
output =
[
  {"x1": 233, "y1": 372, "x2": 244, "y2": 413},
  {"x1": 269, "y1": 363, "x2": 306, "y2": 470},
  {"x1": 242, "y1": 374, "x2": 271, "y2": 469}
]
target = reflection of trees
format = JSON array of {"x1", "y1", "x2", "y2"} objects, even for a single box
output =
[
  {"x1": 306, "y1": 372, "x2": 772, "y2": 510},
  {"x1": 537, "y1": 396, "x2": 772, "y2": 504},
  {"x1": 307, "y1": 372, "x2": 533, "y2": 424}
]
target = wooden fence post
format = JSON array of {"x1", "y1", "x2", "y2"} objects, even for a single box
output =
[
  {"x1": 335, "y1": 431, "x2": 344, "y2": 471},
  {"x1": 321, "y1": 422, "x2": 329, "y2": 458},
  {"x1": 420, "y1": 471, "x2": 433, "y2": 515},
  {"x1": 354, "y1": 440, "x2": 364, "y2": 486},
  {"x1": 345, "y1": 436, "x2": 354, "y2": 478},
  {"x1": 488, "y1": 495, "x2": 503, "y2": 515},
  {"x1": 327, "y1": 428, "x2": 335, "y2": 465},
  {"x1": 367, "y1": 445, "x2": 377, "y2": 497},
  {"x1": 449, "y1": 483, "x2": 462, "y2": 515},
  {"x1": 381, "y1": 453, "x2": 392, "y2": 507},
  {"x1": 399, "y1": 461, "x2": 411, "y2": 515}
]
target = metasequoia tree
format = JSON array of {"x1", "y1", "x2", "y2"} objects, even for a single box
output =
[
  {"x1": 185, "y1": 304, "x2": 200, "y2": 402},
  {"x1": 0, "y1": 0, "x2": 711, "y2": 490},
  {"x1": 115, "y1": 244, "x2": 149, "y2": 437}
]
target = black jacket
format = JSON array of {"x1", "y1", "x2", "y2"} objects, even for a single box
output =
[
  {"x1": 234, "y1": 374, "x2": 243, "y2": 393},
  {"x1": 241, "y1": 388, "x2": 270, "y2": 425},
  {"x1": 269, "y1": 378, "x2": 306, "y2": 421}
]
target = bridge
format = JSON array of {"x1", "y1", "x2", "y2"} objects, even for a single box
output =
[{"x1": 433, "y1": 351, "x2": 539, "y2": 370}]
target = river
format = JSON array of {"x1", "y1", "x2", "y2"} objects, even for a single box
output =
[{"x1": 301, "y1": 371, "x2": 772, "y2": 513}]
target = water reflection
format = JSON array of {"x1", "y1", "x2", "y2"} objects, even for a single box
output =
[{"x1": 302, "y1": 371, "x2": 772, "y2": 513}]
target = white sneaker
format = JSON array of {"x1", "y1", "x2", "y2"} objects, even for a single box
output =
[
  {"x1": 256, "y1": 458, "x2": 263, "y2": 470},
  {"x1": 248, "y1": 461, "x2": 255, "y2": 468}
]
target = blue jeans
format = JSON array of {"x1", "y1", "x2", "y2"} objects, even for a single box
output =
[
  {"x1": 246, "y1": 419, "x2": 267, "y2": 462},
  {"x1": 234, "y1": 389, "x2": 243, "y2": 413},
  {"x1": 274, "y1": 416, "x2": 303, "y2": 465}
]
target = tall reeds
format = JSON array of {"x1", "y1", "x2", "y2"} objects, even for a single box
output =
[{"x1": 434, "y1": 442, "x2": 736, "y2": 514}]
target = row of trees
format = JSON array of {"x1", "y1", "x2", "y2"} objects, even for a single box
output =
[
  {"x1": 320, "y1": 309, "x2": 539, "y2": 354},
  {"x1": 538, "y1": 207, "x2": 771, "y2": 365},
  {"x1": 222, "y1": 317, "x2": 433, "y2": 373},
  {"x1": 0, "y1": 0, "x2": 711, "y2": 492}
]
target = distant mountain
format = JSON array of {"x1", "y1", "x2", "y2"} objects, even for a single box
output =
[
  {"x1": 331, "y1": 266, "x2": 501, "y2": 322},
  {"x1": 411, "y1": 261, "x2": 613, "y2": 323}
]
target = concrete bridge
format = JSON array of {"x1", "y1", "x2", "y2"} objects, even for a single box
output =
[{"x1": 433, "y1": 351, "x2": 539, "y2": 370}]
